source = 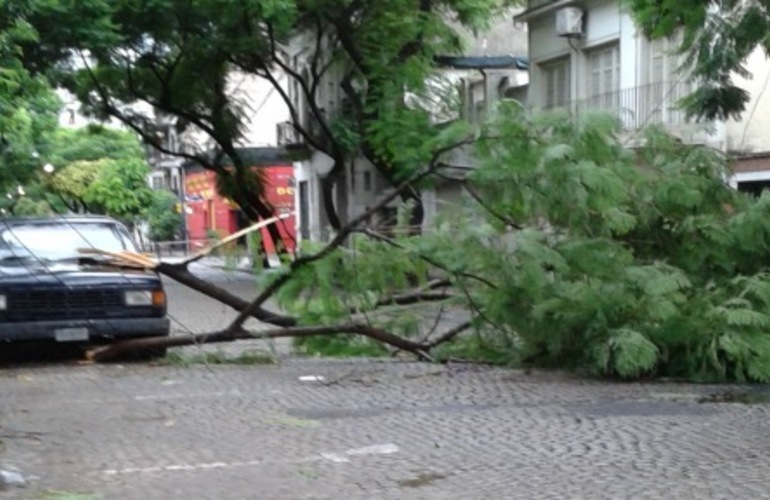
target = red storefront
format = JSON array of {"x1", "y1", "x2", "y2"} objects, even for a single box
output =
[{"x1": 183, "y1": 149, "x2": 296, "y2": 256}]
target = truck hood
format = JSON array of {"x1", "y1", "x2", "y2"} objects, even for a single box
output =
[{"x1": 0, "y1": 261, "x2": 161, "y2": 287}]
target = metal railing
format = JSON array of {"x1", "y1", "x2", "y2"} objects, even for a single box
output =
[
  {"x1": 544, "y1": 81, "x2": 693, "y2": 130},
  {"x1": 139, "y1": 239, "x2": 219, "y2": 258}
]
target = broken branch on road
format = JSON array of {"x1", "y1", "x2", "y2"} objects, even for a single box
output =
[
  {"x1": 82, "y1": 139, "x2": 477, "y2": 363},
  {"x1": 85, "y1": 321, "x2": 463, "y2": 362}
]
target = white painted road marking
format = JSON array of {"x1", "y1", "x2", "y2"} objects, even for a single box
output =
[
  {"x1": 133, "y1": 390, "x2": 242, "y2": 401},
  {"x1": 101, "y1": 443, "x2": 400, "y2": 476}
]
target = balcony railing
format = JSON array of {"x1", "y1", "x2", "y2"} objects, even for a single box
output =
[{"x1": 544, "y1": 81, "x2": 694, "y2": 130}]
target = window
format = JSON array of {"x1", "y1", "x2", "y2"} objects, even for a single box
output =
[
  {"x1": 151, "y1": 175, "x2": 166, "y2": 190},
  {"x1": 646, "y1": 34, "x2": 689, "y2": 124},
  {"x1": 587, "y1": 44, "x2": 620, "y2": 110},
  {"x1": 0, "y1": 222, "x2": 135, "y2": 261},
  {"x1": 541, "y1": 58, "x2": 570, "y2": 109},
  {"x1": 363, "y1": 171, "x2": 372, "y2": 191}
]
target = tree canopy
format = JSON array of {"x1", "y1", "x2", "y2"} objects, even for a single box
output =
[
  {"x1": 0, "y1": 4, "x2": 60, "y2": 193},
  {"x1": 41, "y1": 127, "x2": 154, "y2": 223},
  {"x1": 10, "y1": 0, "x2": 508, "y2": 232}
]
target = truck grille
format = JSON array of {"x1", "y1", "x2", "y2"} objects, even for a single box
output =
[{"x1": 6, "y1": 289, "x2": 126, "y2": 322}]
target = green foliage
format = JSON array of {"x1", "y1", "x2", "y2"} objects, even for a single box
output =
[
  {"x1": 145, "y1": 190, "x2": 182, "y2": 241},
  {"x1": 0, "y1": 3, "x2": 61, "y2": 192},
  {"x1": 47, "y1": 159, "x2": 102, "y2": 202},
  {"x1": 293, "y1": 334, "x2": 390, "y2": 358},
  {"x1": 271, "y1": 106, "x2": 764, "y2": 381},
  {"x1": 421, "y1": 106, "x2": 770, "y2": 382},
  {"x1": 13, "y1": 196, "x2": 53, "y2": 216},
  {"x1": 48, "y1": 125, "x2": 144, "y2": 166},
  {"x1": 41, "y1": 127, "x2": 154, "y2": 222},
  {"x1": 163, "y1": 349, "x2": 275, "y2": 367},
  {"x1": 88, "y1": 157, "x2": 153, "y2": 222}
]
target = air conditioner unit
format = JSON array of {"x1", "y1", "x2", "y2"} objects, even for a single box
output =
[{"x1": 555, "y1": 7, "x2": 584, "y2": 38}]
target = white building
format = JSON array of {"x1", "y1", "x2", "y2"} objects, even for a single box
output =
[{"x1": 516, "y1": 0, "x2": 770, "y2": 192}]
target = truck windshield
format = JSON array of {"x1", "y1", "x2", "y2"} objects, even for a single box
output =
[{"x1": 0, "y1": 221, "x2": 137, "y2": 262}]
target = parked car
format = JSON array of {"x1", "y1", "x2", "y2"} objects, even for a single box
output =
[{"x1": 0, "y1": 215, "x2": 170, "y2": 356}]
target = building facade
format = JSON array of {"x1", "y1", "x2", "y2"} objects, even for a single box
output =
[{"x1": 516, "y1": 0, "x2": 770, "y2": 192}]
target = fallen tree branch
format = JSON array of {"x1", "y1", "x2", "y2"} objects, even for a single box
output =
[
  {"x1": 426, "y1": 320, "x2": 472, "y2": 349},
  {"x1": 353, "y1": 289, "x2": 455, "y2": 315},
  {"x1": 155, "y1": 263, "x2": 297, "y2": 327},
  {"x1": 86, "y1": 322, "x2": 434, "y2": 362},
  {"x1": 360, "y1": 229, "x2": 499, "y2": 290}
]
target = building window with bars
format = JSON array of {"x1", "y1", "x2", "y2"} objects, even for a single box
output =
[
  {"x1": 646, "y1": 35, "x2": 690, "y2": 124},
  {"x1": 586, "y1": 43, "x2": 620, "y2": 111}
]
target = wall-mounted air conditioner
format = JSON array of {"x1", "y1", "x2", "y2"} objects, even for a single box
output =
[{"x1": 555, "y1": 7, "x2": 584, "y2": 38}]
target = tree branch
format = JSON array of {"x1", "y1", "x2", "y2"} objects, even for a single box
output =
[
  {"x1": 360, "y1": 228, "x2": 498, "y2": 290},
  {"x1": 87, "y1": 322, "x2": 431, "y2": 362},
  {"x1": 426, "y1": 320, "x2": 472, "y2": 349},
  {"x1": 155, "y1": 262, "x2": 297, "y2": 327},
  {"x1": 462, "y1": 181, "x2": 522, "y2": 229}
]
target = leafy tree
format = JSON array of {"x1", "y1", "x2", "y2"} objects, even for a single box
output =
[
  {"x1": 263, "y1": 104, "x2": 770, "y2": 382},
  {"x1": 86, "y1": 157, "x2": 153, "y2": 225},
  {"x1": 44, "y1": 159, "x2": 101, "y2": 212},
  {"x1": 38, "y1": 125, "x2": 154, "y2": 222},
  {"x1": 48, "y1": 124, "x2": 145, "y2": 166},
  {"x1": 12, "y1": 196, "x2": 53, "y2": 216},
  {"x1": 144, "y1": 189, "x2": 183, "y2": 242},
  {"x1": 14, "y1": 0, "x2": 499, "y2": 236},
  {"x1": 0, "y1": 2, "x2": 61, "y2": 192},
  {"x1": 625, "y1": 0, "x2": 770, "y2": 121},
  {"x1": 0, "y1": 11, "x2": 61, "y2": 189}
]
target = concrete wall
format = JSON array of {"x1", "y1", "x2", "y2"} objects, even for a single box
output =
[
  {"x1": 227, "y1": 72, "x2": 290, "y2": 147},
  {"x1": 452, "y1": 7, "x2": 529, "y2": 57},
  {"x1": 725, "y1": 48, "x2": 770, "y2": 156}
]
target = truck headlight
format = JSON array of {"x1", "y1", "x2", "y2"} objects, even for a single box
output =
[{"x1": 125, "y1": 290, "x2": 165, "y2": 307}]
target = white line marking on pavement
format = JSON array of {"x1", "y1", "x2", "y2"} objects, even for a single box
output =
[
  {"x1": 320, "y1": 453, "x2": 350, "y2": 463},
  {"x1": 343, "y1": 443, "x2": 399, "y2": 456},
  {"x1": 100, "y1": 443, "x2": 400, "y2": 476},
  {"x1": 133, "y1": 390, "x2": 241, "y2": 401}
]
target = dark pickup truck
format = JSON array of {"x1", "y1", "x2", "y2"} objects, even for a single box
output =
[{"x1": 0, "y1": 216, "x2": 170, "y2": 352}]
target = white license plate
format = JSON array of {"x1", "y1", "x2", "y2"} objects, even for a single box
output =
[{"x1": 54, "y1": 327, "x2": 89, "y2": 342}]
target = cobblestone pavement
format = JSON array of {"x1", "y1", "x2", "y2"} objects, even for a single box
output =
[
  {"x1": 2, "y1": 359, "x2": 770, "y2": 499},
  {"x1": 2, "y1": 267, "x2": 770, "y2": 499}
]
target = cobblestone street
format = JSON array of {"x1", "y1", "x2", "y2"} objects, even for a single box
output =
[{"x1": 1, "y1": 266, "x2": 770, "y2": 499}]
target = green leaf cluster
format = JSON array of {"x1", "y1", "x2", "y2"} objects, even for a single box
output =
[
  {"x1": 144, "y1": 189, "x2": 183, "y2": 242},
  {"x1": 42, "y1": 126, "x2": 155, "y2": 224},
  {"x1": 428, "y1": 106, "x2": 770, "y2": 381}
]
